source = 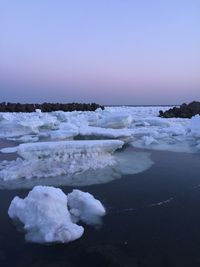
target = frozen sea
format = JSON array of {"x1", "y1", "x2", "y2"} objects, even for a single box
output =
[{"x1": 0, "y1": 106, "x2": 200, "y2": 267}]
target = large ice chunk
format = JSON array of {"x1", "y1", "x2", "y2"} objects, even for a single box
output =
[
  {"x1": 68, "y1": 189, "x2": 106, "y2": 225},
  {"x1": 79, "y1": 126, "x2": 133, "y2": 140},
  {"x1": 188, "y1": 115, "x2": 200, "y2": 137},
  {"x1": 1, "y1": 140, "x2": 124, "y2": 160},
  {"x1": 8, "y1": 186, "x2": 106, "y2": 244},
  {"x1": 8, "y1": 186, "x2": 84, "y2": 243},
  {"x1": 0, "y1": 140, "x2": 124, "y2": 181},
  {"x1": 0, "y1": 150, "x2": 153, "y2": 189},
  {"x1": 95, "y1": 113, "x2": 133, "y2": 129},
  {"x1": 0, "y1": 112, "x2": 59, "y2": 138}
]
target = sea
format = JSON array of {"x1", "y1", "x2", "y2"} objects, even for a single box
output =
[
  {"x1": 1, "y1": 147, "x2": 200, "y2": 267},
  {"x1": 0, "y1": 105, "x2": 200, "y2": 267}
]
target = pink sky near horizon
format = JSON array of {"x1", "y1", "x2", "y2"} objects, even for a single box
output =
[{"x1": 0, "y1": 1, "x2": 200, "y2": 104}]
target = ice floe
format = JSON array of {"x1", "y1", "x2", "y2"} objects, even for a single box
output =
[
  {"x1": 0, "y1": 140, "x2": 123, "y2": 181},
  {"x1": 0, "y1": 150, "x2": 153, "y2": 189},
  {"x1": 0, "y1": 143, "x2": 154, "y2": 189},
  {"x1": 1, "y1": 139, "x2": 123, "y2": 160},
  {"x1": 8, "y1": 186, "x2": 105, "y2": 243},
  {"x1": 8, "y1": 135, "x2": 39, "y2": 143},
  {"x1": 94, "y1": 113, "x2": 133, "y2": 129},
  {"x1": 79, "y1": 126, "x2": 133, "y2": 140},
  {"x1": 0, "y1": 111, "x2": 59, "y2": 138},
  {"x1": 0, "y1": 106, "x2": 200, "y2": 188}
]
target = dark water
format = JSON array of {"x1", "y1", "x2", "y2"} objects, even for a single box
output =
[{"x1": 1, "y1": 149, "x2": 200, "y2": 267}]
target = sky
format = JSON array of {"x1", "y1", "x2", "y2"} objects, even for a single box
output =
[{"x1": 0, "y1": 0, "x2": 200, "y2": 105}]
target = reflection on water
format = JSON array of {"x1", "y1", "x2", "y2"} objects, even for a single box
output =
[{"x1": 1, "y1": 149, "x2": 200, "y2": 266}]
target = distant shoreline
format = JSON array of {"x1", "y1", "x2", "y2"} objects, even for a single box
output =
[
  {"x1": 104, "y1": 104, "x2": 178, "y2": 108},
  {"x1": 0, "y1": 102, "x2": 104, "y2": 113}
]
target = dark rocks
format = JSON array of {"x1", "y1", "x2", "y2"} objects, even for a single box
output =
[
  {"x1": 159, "y1": 101, "x2": 200, "y2": 118},
  {"x1": 0, "y1": 102, "x2": 104, "y2": 113}
]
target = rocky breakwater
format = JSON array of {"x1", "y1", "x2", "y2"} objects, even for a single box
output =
[
  {"x1": 159, "y1": 101, "x2": 200, "y2": 118},
  {"x1": 0, "y1": 102, "x2": 104, "y2": 112}
]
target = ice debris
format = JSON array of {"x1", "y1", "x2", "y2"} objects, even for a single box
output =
[{"x1": 8, "y1": 186, "x2": 105, "y2": 243}]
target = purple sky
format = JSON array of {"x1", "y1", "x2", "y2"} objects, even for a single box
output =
[{"x1": 0, "y1": 0, "x2": 200, "y2": 105}]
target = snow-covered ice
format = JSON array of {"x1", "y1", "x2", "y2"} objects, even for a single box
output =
[
  {"x1": 0, "y1": 106, "x2": 200, "y2": 188},
  {"x1": 8, "y1": 135, "x2": 39, "y2": 143},
  {"x1": 8, "y1": 186, "x2": 105, "y2": 243},
  {"x1": 0, "y1": 140, "x2": 123, "y2": 181},
  {"x1": 68, "y1": 189, "x2": 106, "y2": 225},
  {"x1": 94, "y1": 113, "x2": 133, "y2": 129},
  {"x1": 0, "y1": 149, "x2": 153, "y2": 189},
  {"x1": 0, "y1": 137, "x2": 154, "y2": 189},
  {"x1": 1, "y1": 140, "x2": 124, "y2": 160},
  {"x1": 79, "y1": 126, "x2": 133, "y2": 141},
  {"x1": 188, "y1": 115, "x2": 200, "y2": 138},
  {"x1": 0, "y1": 111, "x2": 59, "y2": 138}
]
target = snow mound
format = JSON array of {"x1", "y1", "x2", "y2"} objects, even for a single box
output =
[
  {"x1": 8, "y1": 186, "x2": 84, "y2": 243},
  {"x1": 8, "y1": 186, "x2": 105, "y2": 243}
]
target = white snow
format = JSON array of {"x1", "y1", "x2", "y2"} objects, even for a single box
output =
[
  {"x1": 188, "y1": 115, "x2": 200, "y2": 137},
  {"x1": 49, "y1": 130, "x2": 78, "y2": 140},
  {"x1": 0, "y1": 111, "x2": 59, "y2": 138},
  {"x1": 0, "y1": 150, "x2": 153, "y2": 189},
  {"x1": 8, "y1": 186, "x2": 105, "y2": 243},
  {"x1": 79, "y1": 126, "x2": 133, "y2": 140},
  {"x1": 68, "y1": 189, "x2": 106, "y2": 225},
  {"x1": 0, "y1": 140, "x2": 124, "y2": 181},
  {"x1": 8, "y1": 135, "x2": 39, "y2": 143},
  {"x1": 0, "y1": 106, "x2": 200, "y2": 188},
  {"x1": 1, "y1": 140, "x2": 124, "y2": 160},
  {"x1": 94, "y1": 113, "x2": 133, "y2": 129}
]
